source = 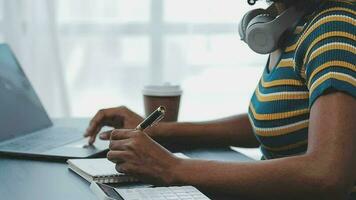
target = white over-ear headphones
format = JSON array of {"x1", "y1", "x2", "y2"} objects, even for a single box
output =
[{"x1": 238, "y1": 3, "x2": 306, "y2": 54}]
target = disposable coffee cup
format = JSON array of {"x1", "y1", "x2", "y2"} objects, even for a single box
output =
[{"x1": 142, "y1": 84, "x2": 182, "y2": 122}]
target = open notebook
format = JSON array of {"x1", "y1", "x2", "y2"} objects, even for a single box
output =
[{"x1": 67, "y1": 153, "x2": 189, "y2": 184}]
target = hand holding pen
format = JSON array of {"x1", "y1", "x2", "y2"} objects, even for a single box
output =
[
  {"x1": 107, "y1": 106, "x2": 180, "y2": 185},
  {"x1": 104, "y1": 106, "x2": 165, "y2": 144},
  {"x1": 84, "y1": 106, "x2": 162, "y2": 145}
]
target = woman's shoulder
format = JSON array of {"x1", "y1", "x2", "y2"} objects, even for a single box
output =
[
  {"x1": 317, "y1": 0, "x2": 355, "y2": 12},
  {"x1": 306, "y1": 0, "x2": 355, "y2": 24},
  {"x1": 292, "y1": 0, "x2": 356, "y2": 107},
  {"x1": 300, "y1": 0, "x2": 355, "y2": 47},
  {"x1": 295, "y1": 0, "x2": 355, "y2": 48},
  {"x1": 293, "y1": 0, "x2": 355, "y2": 71}
]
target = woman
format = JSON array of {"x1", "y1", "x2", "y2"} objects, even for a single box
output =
[{"x1": 84, "y1": 0, "x2": 356, "y2": 199}]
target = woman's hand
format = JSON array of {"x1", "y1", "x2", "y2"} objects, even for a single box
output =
[
  {"x1": 84, "y1": 106, "x2": 143, "y2": 144},
  {"x1": 107, "y1": 129, "x2": 181, "y2": 185}
]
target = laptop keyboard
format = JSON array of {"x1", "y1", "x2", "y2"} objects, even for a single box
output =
[
  {"x1": 115, "y1": 186, "x2": 210, "y2": 200},
  {"x1": 0, "y1": 127, "x2": 83, "y2": 152}
]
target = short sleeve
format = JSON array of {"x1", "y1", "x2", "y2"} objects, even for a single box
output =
[{"x1": 300, "y1": 2, "x2": 356, "y2": 107}]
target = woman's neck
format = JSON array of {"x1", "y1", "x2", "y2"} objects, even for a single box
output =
[{"x1": 274, "y1": 2, "x2": 287, "y2": 15}]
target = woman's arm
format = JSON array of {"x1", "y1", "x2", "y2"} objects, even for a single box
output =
[
  {"x1": 85, "y1": 105, "x2": 259, "y2": 148},
  {"x1": 150, "y1": 113, "x2": 259, "y2": 148},
  {"x1": 171, "y1": 92, "x2": 356, "y2": 200}
]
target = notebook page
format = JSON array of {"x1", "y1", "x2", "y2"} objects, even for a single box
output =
[{"x1": 69, "y1": 158, "x2": 119, "y2": 177}]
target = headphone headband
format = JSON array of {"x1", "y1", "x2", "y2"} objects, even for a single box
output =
[{"x1": 265, "y1": 5, "x2": 306, "y2": 38}]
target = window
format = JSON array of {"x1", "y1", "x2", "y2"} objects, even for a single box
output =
[
  {"x1": 0, "y1": 0, "x2": 3, "y2": 42},
  {"x1": 56, "y1": 0, "x2": 150, "y2": 23},
  {"x1": 164, "y1": 0, "x2": 253, "y2": 23},
  {"x1": 55, "y1": 0, "x2": 268, "y2": 120},
  {"x1": 0, "y1": 0, "x2": 3, "y2": 19}
]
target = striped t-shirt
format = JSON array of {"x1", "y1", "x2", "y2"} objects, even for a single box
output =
[{"x1": 247, "y1": 0, "x2": 355, "y2": 197}]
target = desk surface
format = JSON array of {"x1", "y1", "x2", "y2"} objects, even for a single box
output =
[{"x1": 0, "y1": 147, "x2": 253, "y2": 200}]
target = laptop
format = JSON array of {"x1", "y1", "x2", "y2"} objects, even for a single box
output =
[{"x1": 0, "y1": 44, "x2": 109, "y2": 159}]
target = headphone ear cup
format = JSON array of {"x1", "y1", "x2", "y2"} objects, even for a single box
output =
[
  {"x1": 238, "y1": 9, "x2": 268, "y2": 41},
  {"x1": 245, "y1": 14, "x2": 277, "y2": 54}
]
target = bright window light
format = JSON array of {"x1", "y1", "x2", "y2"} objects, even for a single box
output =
[{"x1": 30, "y1": 0, "x2": 269, "y2": 119}]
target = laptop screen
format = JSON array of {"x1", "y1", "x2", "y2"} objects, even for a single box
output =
[{"x1": 0, "y1": 44, "x2": 52, "y2": 142}]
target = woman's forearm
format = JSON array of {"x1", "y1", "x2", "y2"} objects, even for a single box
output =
[
  {"x1": 151, "y1": 113, "x2": 259, "y2": 147},
  {"x1": 166, "y1": 92, "x2": 356, "y2": 200},
  {"x1": 171, "y1": 155, "x2": 351, "y2": 200}
]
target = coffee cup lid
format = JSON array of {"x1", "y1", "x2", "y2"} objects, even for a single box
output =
[{"x1": 142, "y1": 84, "x2": 182, "y2": 97}]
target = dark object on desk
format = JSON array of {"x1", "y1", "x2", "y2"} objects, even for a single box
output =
[
  {"x1": 0, "y1": 43, "x2": 108, "y2": 159},
  {"x1": 93, "y1": 182, "x2": 125, "y2": 200},
  {"x1": 0, "y1": 147, "x2": 253, "y2": 200}
]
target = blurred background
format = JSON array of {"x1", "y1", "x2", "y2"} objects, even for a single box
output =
[{"x1": 0, "y1": 0, "x2": 268, "y2": 121}]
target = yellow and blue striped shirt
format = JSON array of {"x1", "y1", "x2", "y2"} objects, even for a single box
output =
[{"x1": 248, "y1": 0, "x2": 355, "y2": 197}]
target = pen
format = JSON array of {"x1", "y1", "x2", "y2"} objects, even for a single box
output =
[{"x1": 135, "y1": 106, "x2": 166, "y2": 131}]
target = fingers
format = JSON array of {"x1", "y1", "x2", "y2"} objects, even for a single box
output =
[
  {"x1": 107, "y1": 150, "x2": 132, "y2": 164},
  {"x1": 109, "y1": 138, "x2": 131, "y2": 151},
  {"x1": 111, "y1": 129, "x2": 139, "y2": 140},
  {"x1": 115, "y1": 163, "x2": 138, "y2": 174},
  {"x1": 84, "y1": 106, "x2": 128, "y2": 144},
  {"x1": 88, "y1": 135, "x2": 97, "y2": 145},
  {"x1": 99, "y1": 130, "x2": 112, "y2": 140},
  {"x1": 85, "y1": 108, "x2": 111, "y2": 137},
  {"x1": 107, "y1": 129, "x2": 142, "y2": 164}
]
